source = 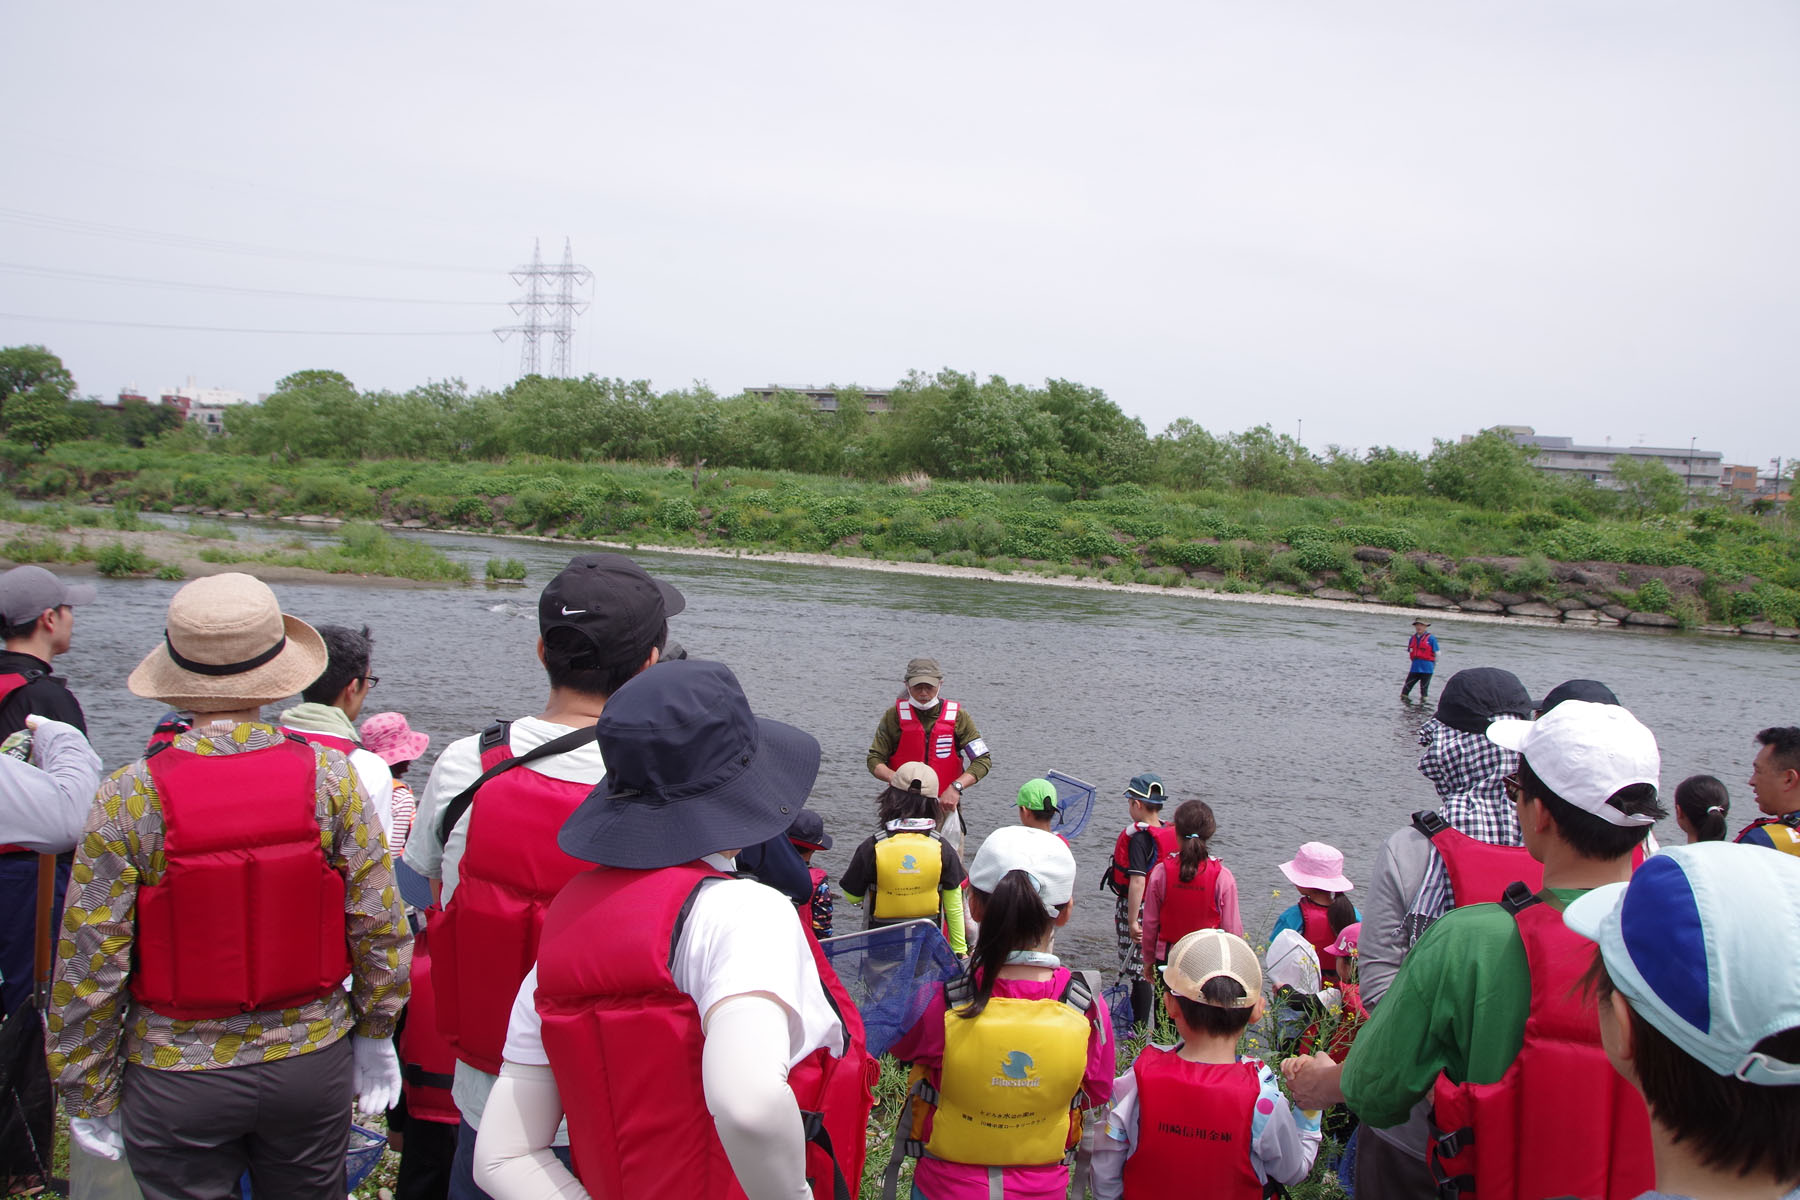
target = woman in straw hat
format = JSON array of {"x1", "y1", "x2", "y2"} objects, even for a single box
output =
[{"x1": 45, "y1": 574, "x2": 411, "y2": 1200}]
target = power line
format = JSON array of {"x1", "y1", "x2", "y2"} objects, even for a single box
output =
[
  {"x1": 0, "y1": 207, "x2": 494, "y2": 275},
  {"x1": 0, "y1": 312, "x2": 485, "y2": 336},
  {"x1": 0, "y1": 261, "x2": 504, "y2": 305}
]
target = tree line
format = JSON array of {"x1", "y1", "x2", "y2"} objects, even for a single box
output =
[{"x1": 0, "y1": 345, "x2": 1737, "y2": 520}]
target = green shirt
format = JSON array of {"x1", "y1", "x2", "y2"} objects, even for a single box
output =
[{"x1": 1340, "y1": 887, "x2": 1589, "y2": 1129}]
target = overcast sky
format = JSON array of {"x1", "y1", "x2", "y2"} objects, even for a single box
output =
[{"x1": 4, "y1": 2, "x2": 1796, "y2": 466}]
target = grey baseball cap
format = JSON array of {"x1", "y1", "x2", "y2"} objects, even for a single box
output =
[{"x1": 0, "y1": 566, "x2": 96, "y2": 625}]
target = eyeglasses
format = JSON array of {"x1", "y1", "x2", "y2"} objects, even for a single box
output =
[
  {"x1": 1502, "y1": 772, "x2": 1522, "y2": 803},
  {"x1": 362, "y1": 675, "x2": 381, "y2": 689}
]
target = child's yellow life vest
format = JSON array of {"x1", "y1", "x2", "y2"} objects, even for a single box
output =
[{"x1": 873, "y1": 829, "x2": 944, "y2": 919}]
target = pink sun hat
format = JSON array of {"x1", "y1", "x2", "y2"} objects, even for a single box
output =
[
  {"x1": 359, "y1": 711, "x2": 430, "y2": 766},
  {"x1": 1279, "y1": 842, "x2": 1355, "y2": 892}
]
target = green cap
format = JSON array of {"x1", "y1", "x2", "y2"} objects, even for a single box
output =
[{"x1": 1016, "y1": 778, "x2": 1060, "y2": 812}]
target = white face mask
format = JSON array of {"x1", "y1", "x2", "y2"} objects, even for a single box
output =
[{"x1": 906, "y1": 693, "x2": 939, "y2": 710}]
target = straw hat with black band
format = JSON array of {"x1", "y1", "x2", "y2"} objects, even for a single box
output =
[{"x1": 127, "y1": 574, "x2": 328, "y2": 713}]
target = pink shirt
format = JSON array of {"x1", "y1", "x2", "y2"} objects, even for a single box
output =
[
  {"x1": 890, "y1": 967, "x2": 1116, "y2": 1200},
  {"x1": 1140, "y1": 858, "x2": 1243, "y2": 967}
]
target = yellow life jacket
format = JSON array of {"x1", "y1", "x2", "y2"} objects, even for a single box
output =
[
  {"x1": 919, "y1": 970, "x2": 1097, "y2": 1166},
  {"x1": 873, "y1": 829, "x2": 944, "y2": 919}
]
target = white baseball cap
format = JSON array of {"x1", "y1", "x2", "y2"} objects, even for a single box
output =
[
  {"x1": 1486, "y1": 700, "x2": 1659, "y2": 827},
  {"x1": 967, "y1": 825, "x2": 1076, "y2": 916}
]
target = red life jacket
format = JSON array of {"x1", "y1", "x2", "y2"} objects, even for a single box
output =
[
  {"x1": 1429, "y1": 886, "x2": 1654, "y2": 1200},
  {"x1": 1105, "y1": 823, "x2": 1181, "y2": 895},
  {"x1": 398, "y1": 917, "x2": 461, "y2": 1125},
  {"x1": 0, "y1": 671, "x2": 45, "y2": 853},
  {"x1": 1122, "y1": 1049, "x2": 1262, "y2": 1200},
  {"x1": 536, "y1": 862, "x2": 876, "y2": 1200},
  {"x1": 1297, "y1": 897, "x2": 1345, "y2": 983},
  {"x1": 431, "y1": 722, "x2": 593, "y2": 1074},
  {"x1": 1413, "y1": 811, "x2": 1648, "y2": 911},
  {"x1": 130, "y1": 735, "x2": 351, "y2": 1019},
  {"x1": 1408, "y1": 633, "x2": 1437, "y2": 663},
  {"x1": 890, "y1": 698, "x2": 961, "y2": 795},
  {"x1": 1413, "y1": 811, "x2": 1545, "y2": 907},
  {"x1": 145, "y1": 712, "x2": 191, "y2": 753},
  {"x1": 1156, "y1": 853, "x2": 1224, "y2": 946},
  {"x1": 283, "y1": 727, "x2": 360, "y2": 757}
]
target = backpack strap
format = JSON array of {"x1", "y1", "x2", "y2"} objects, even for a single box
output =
[
  {"x1": 1499, "y1": 880, "x2": 1540, "y2": 917},
  {"x1": 435, "y1": 721, "x2": 600, "y2": 843}
]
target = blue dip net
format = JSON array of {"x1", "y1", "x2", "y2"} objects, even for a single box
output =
[
  {"x1": 820, "y1": 919, "x2": 961, "y2": 1058},
  {"x1": 1046, "y1": 770, "x2": 1097, "y2": 839}
]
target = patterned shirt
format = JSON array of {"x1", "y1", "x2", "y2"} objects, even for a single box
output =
[
  {"x1": 1405, "y1": 718, "x2": 1520, "y2": 946},
  {"x1": 47, "y1": 721, "x2": 411, "y2": 1119}
]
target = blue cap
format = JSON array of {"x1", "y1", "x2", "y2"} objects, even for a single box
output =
[{"x1": 1565, "y1": 843, "x2": 1800, "y2": 1086}]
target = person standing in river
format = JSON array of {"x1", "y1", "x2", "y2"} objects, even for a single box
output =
[
  {"x1": 0, "y1": 564, "x2": 93, "y2": 1022},
  {"x1": 865, "y1": 656, "x2": 990, "y2": 856},
  {"x1": 403, "y1": 552, "x2": 683, "y2": 1200},
  {"x1": 1400, "y1": 618, "x2": 1438, "y2": 703}
]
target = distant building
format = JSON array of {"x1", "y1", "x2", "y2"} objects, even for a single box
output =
[
  {"x1": 158, "y1": 379, "x2": 251, "y2": 433},
  {"x1": 1493, "y1": 426, "x2": 1722, "y2": 491},
  {"x1": 1719, "y1": 464, "x2": 1760, "y2": 496},
  {"x1": 744, "y1": 385, "x2": 891, "y2": 414}
]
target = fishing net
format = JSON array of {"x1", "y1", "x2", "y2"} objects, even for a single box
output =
[
  {"x1": 237, "y1": 1123, "x2": 386, "y2": 1197},
  {"x1": 1046, "y1": 770, "x2": 1097, "y2": 839},
  {"x1": 820, "y1": 920, "x2": 960, "y2": 1058}
]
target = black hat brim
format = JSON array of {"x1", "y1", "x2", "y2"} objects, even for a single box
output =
[{"x1": 559, "y1": 716, "x2": 821, "y2": 869}]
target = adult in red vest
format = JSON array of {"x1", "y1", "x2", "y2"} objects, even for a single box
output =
[
  {"x1": 0, "y1": 564, "x2": 92, "y2": 1018},
  {"x1": 1400, "y1": 618, "x2": 1438, "y2": 702},
  {"x1": 472, "y1": 658, "x2": 876, "y2": 1200},
  {"x1": 46, "y1": 573, "x2": 410, "y2": 1200},
  {"x1": 1286, "y1": 700, "x2": 1664, "y2": 1200},
  {"x1": 279, "y1": 622, "x2": 397, "y2": 845},
  {"x1": 865, "y1": 656, "x2": 991, "y2": 855},
  {"x1": 403, "y1": 553, "x2": 683, "y2": 1200}
]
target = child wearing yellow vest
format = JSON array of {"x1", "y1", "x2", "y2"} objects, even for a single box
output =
[
  {"x1": 841, "y1": 761, "x2": 968, "y2": 954},
  {"x1": 887, "y1": 826, "x2": 1115, "y2": 1200}
]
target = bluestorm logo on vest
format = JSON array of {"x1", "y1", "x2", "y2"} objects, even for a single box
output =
[{"x1": 993, "y1": 1051, "x2": 1041, "y2": 1088}]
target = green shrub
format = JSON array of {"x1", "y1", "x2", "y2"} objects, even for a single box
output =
[
  {"x1": 1, "y1": 533, "x2": 66, "y2": 563},
  {"x1": 485, "y1": 557, "x2": 528, "y2": 581},
  {"x1": 96, "y1": 541, "x2": 155, "y2": 577},
  {"x1": 154, "y1": 563, "x2": 186, "y2": 581},
  {"x1": 1503, "y1": 554, "x2": 1553, "y2": 593},
  {"x1": 1633, "y1": 579, "x2": 1673, "y2": 613}
]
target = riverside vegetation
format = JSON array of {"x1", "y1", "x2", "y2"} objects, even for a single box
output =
[{"x1": 1, "y1": 353, "x2": 1795, "y2": 629}]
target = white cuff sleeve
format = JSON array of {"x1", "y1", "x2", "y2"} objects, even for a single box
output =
[
  {"x1": 702, "y1": 994, "x2": 810, "y2": 1200},
  {"x1": 472, "y1": 1064, "x2": 590, "y2": 1200}
]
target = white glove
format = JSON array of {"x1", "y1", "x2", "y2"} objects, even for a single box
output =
[
  {"x1": 352, "y1": 1034, "x2": 403, "y2": 1114},
  {"x1": 71, "y1": 1113, "x2": 125, "y2": 1161}
]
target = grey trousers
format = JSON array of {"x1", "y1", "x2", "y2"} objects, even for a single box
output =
[{"x1": 122, "y1": 1034, "x2": 354, "y2": 1200}]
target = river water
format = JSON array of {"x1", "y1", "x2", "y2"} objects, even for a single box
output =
[{"x1": 57, "y1": 522, "x2": 1800, "y2": 969}]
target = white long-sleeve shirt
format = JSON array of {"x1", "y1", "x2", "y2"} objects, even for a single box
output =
[{"x1": 0, "y1": 718, "x2": 103, "y2": 853}]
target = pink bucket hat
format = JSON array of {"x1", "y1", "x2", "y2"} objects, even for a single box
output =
[
  {"x1": 359, "y1": 712, "x2": 430, "y2": 766},
  {"x1": 1280, "y1": 842, "x2": 1355, "y2": 893}
]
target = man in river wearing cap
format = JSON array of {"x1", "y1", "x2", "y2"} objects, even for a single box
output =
[
  {"x1": 404, "y1": 552, "x2": 682, "y2": 1199},
  {"x1": 1400, "y1": 618, "x2": 1438, "y2": 703},
  {"x1": 866, "y1": 656, "x2": 991, "y2": 854},
  {"x1": 46, "y1": 573, "x2": 410, "y2": 1200},
  {"x1": 471, "y1": 658, "x2": 875, "y2": 1200},
  {"x1": 1286, "y1": 700, "x2": 1665, "y2": 1200},
  {"x1": 0, "y1": 564, "x2": 94, "y2": 1021}
]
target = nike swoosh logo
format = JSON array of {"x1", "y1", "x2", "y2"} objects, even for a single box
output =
[{"x1": 561, "y1": 606, "x2": 586, "y2": 615}]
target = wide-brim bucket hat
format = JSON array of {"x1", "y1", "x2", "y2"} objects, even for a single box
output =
[
  {"x1": 560, "y1": 658, "x2": 822, "y2": 869},
  {"x1": 127, "y1": 573, "x2": 327, "y2": 712},
  {"x1": 1279, "y1": 842, "x2": 1355, "y2": 892}
]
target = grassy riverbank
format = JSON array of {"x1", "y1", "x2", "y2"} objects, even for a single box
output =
[
  {"x1": 6, "y1": 444, "x2": 1799, "y2": 631},
  {"x1": 0, "y1": 501, "x2": 468, "y2": 584}
]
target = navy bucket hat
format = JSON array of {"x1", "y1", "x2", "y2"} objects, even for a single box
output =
[{"x1": 559, "y1": 658, "x2": 822, "y2": 869}]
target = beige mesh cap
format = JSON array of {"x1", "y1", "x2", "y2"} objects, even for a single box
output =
[
  {"x1": 893, "y1": 761, "x2": 940, "y2": 794},
  {"x1": 1161, "y1": 928, "x2": 1263, "y2": 1007}
]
